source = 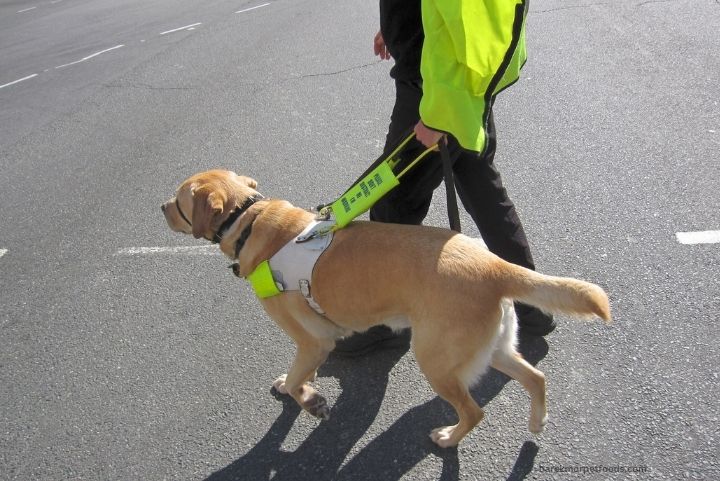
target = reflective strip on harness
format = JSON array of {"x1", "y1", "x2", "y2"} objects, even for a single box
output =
[
  {"x1": 246, "y1": 221, "x2": 333, "y2": 315},
  {"x1": 247, "y1": 260, "x2": 282, "y2": 298}
]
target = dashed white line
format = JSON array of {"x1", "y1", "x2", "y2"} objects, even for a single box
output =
[
  {"x1": 0, "y1": 249, "x2": 7, "y2": 259},
  {"x1": 5, "y1": 4, "x2": 266, "y2": 90},
  {"x1": 55, "y1": 44, "x2": 125, "y2": 69},
  {"x1": 0, "y1": 74, "x2": 38, "y2": 90},
  {"x1": 159, "y1": 22, "x2": 202, "y2": 35},
  {"x1": 235, "y1": 3, "x2": 270, "y2": 14},
  {"x1": 116, "y1": 246, "x2": 221, "y2": 256},
  {"x1": 676, "y1": 230, "x2": 720, "y2": 245}
]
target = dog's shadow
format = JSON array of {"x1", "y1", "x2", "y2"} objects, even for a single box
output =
[{"x1": 204, "y1": 335, "x2": 547, "y2": 481}]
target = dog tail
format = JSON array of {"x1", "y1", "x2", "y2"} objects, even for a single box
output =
[{"x1": 500, "y1": 262, "x2": 611, "y2": 323}]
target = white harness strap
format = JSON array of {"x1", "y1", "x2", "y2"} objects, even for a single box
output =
[{"x1": 267, "y1": 221, "x2": 333, "y2": 315}]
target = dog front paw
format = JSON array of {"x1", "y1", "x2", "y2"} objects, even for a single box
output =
[
  {"x1": 272, "y1": 374, "x2": 288, "y2": 394},
  {"x1": 305, "y1": 393, "x2": 330, "y2": 420}
]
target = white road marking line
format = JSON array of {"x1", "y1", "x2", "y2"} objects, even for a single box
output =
[
  {"x1": 676, "y1": 230, "x2": 720, "y2": 245},
  {"x1": 235, "y1": 3, "x2": 270, "y2": 14},
  {"x1": 0, "y1": 74, "x2": 38, "y2": 89},
  {"x1": 0, "y1": 249, "x2": 7, "y2": 258},
  {"x1": 116, "y1": 246, "x2": 221, "y2": 256},
  {"x1": 55, "y1": 44, "x2": 125, "y2": 69},
  {"x1": 159, "y1": 22, "x2": 202, "y2": 35},
  {"x1": 18, "y1": 6, "x2": 37, "y2": 13}
]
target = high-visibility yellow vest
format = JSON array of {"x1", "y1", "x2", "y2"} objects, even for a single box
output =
[{"x1": 419, "y1": 0, "x2": 528, "y2": 153}]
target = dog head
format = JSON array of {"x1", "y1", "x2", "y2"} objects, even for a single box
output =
[{"x1": 161, "y1": 169, "x2": 260, "y2": 241}]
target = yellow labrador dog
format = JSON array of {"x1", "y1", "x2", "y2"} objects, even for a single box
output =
[{"x1": 162, "y1": 169, "x2": 611, "y2": 448}]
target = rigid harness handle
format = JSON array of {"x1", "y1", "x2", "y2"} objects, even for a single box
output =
[
  {"x1": 307, "y1": 130, "x2": 458, "y2": 241},
  {"x1": 318, "y1": 131, "x2": 436, "y2": 227}
]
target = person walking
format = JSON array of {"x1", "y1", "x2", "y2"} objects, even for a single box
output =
[{"x1": 334, "y1": 0, "x2": 555, "y2": 356}]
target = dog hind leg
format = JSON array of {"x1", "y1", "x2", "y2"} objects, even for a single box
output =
[
  {"x1": 414, "y1": 334, "x2": 487, "y2": 448},
  {"x1": 490, "y1": 349, "x2": 547, "y2": 433},
  {"x1": 426, "y1": 376, "x2": 485, "y2": 448},
  {"x1": 486, "y1": 299, "x2": 548, "y2": 433}
]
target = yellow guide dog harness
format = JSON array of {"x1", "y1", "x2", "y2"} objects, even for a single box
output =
[
  {"x1": 246, "y1": 221, "x2": 334, "y2": 315},
  {"x1": 243, "y1": 132, "x2": 452, "y2": 313}
]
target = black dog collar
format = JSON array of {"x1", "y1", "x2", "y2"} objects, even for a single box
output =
[{"x1": 212, "y1": 194, "x2": 264, "y2": 244}]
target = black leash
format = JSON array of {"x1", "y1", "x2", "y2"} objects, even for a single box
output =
[{"x1": 439, "y1": 136, "x2": 461, "y2": 232}]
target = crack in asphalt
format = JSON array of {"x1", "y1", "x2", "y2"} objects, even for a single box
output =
[
  {"x1": 101, "y1": 61, "x2": 382, "y2": 92},
  {"x1": 532, "y1": 3, "x2": 611, "y2": 13},
  {"x1": 637, "y1": 0, "x2": 681, "y2": 6},
  {"x1": 532, "y1": 0, "x2": 698, "y2": 13},
  {"x1": 281, "y1": 60, "x2": 383, "y2": 82}
]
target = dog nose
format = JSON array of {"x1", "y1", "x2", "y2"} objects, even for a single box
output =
[{"x1": 161, "y1": 204, "x2": 166, "y2": 213}]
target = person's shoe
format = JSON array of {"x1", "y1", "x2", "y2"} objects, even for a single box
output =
[
  {"x1": 332, "y1": 326, "x2": 411, "y2": 358},
  {"x1": 515, "y1": 303, "x2": 556, "y2": 336}
]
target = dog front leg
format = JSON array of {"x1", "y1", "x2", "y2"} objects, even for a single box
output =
[{"x1": 273, "y1": 342, "x2": 332, "y2": 420}]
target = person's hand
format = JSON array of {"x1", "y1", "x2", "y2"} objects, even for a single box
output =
[
  {"x1": 414, "y1": 121, "x2": 444, "y2": 149},
  {"x1": 374, "y1": 31, "x2": 391, "y2": 60}
]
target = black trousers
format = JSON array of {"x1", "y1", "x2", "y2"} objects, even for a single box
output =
[{"x1": 370, "y1": 79, "x2": 536, "y2": 271}]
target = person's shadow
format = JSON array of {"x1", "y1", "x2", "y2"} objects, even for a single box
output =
[{"x1": 204, "y1": 335, "x2": 547, "y2": 481}]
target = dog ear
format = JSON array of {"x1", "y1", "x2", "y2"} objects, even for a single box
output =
[
  {"x1": 237, "y1": 175, "x2": 258, "y2": 189},
  {"x1": 191, "y1": 186, "x2": 225, "y2": 239}
]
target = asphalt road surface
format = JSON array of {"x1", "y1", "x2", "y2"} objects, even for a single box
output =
[{"x1": 1, "y1": 0, "x2": 718, "y2": 480}]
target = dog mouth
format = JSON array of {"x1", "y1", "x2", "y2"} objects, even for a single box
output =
[{"x1": 161, "y1": 199, "x2": 190, "y2": 233}]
